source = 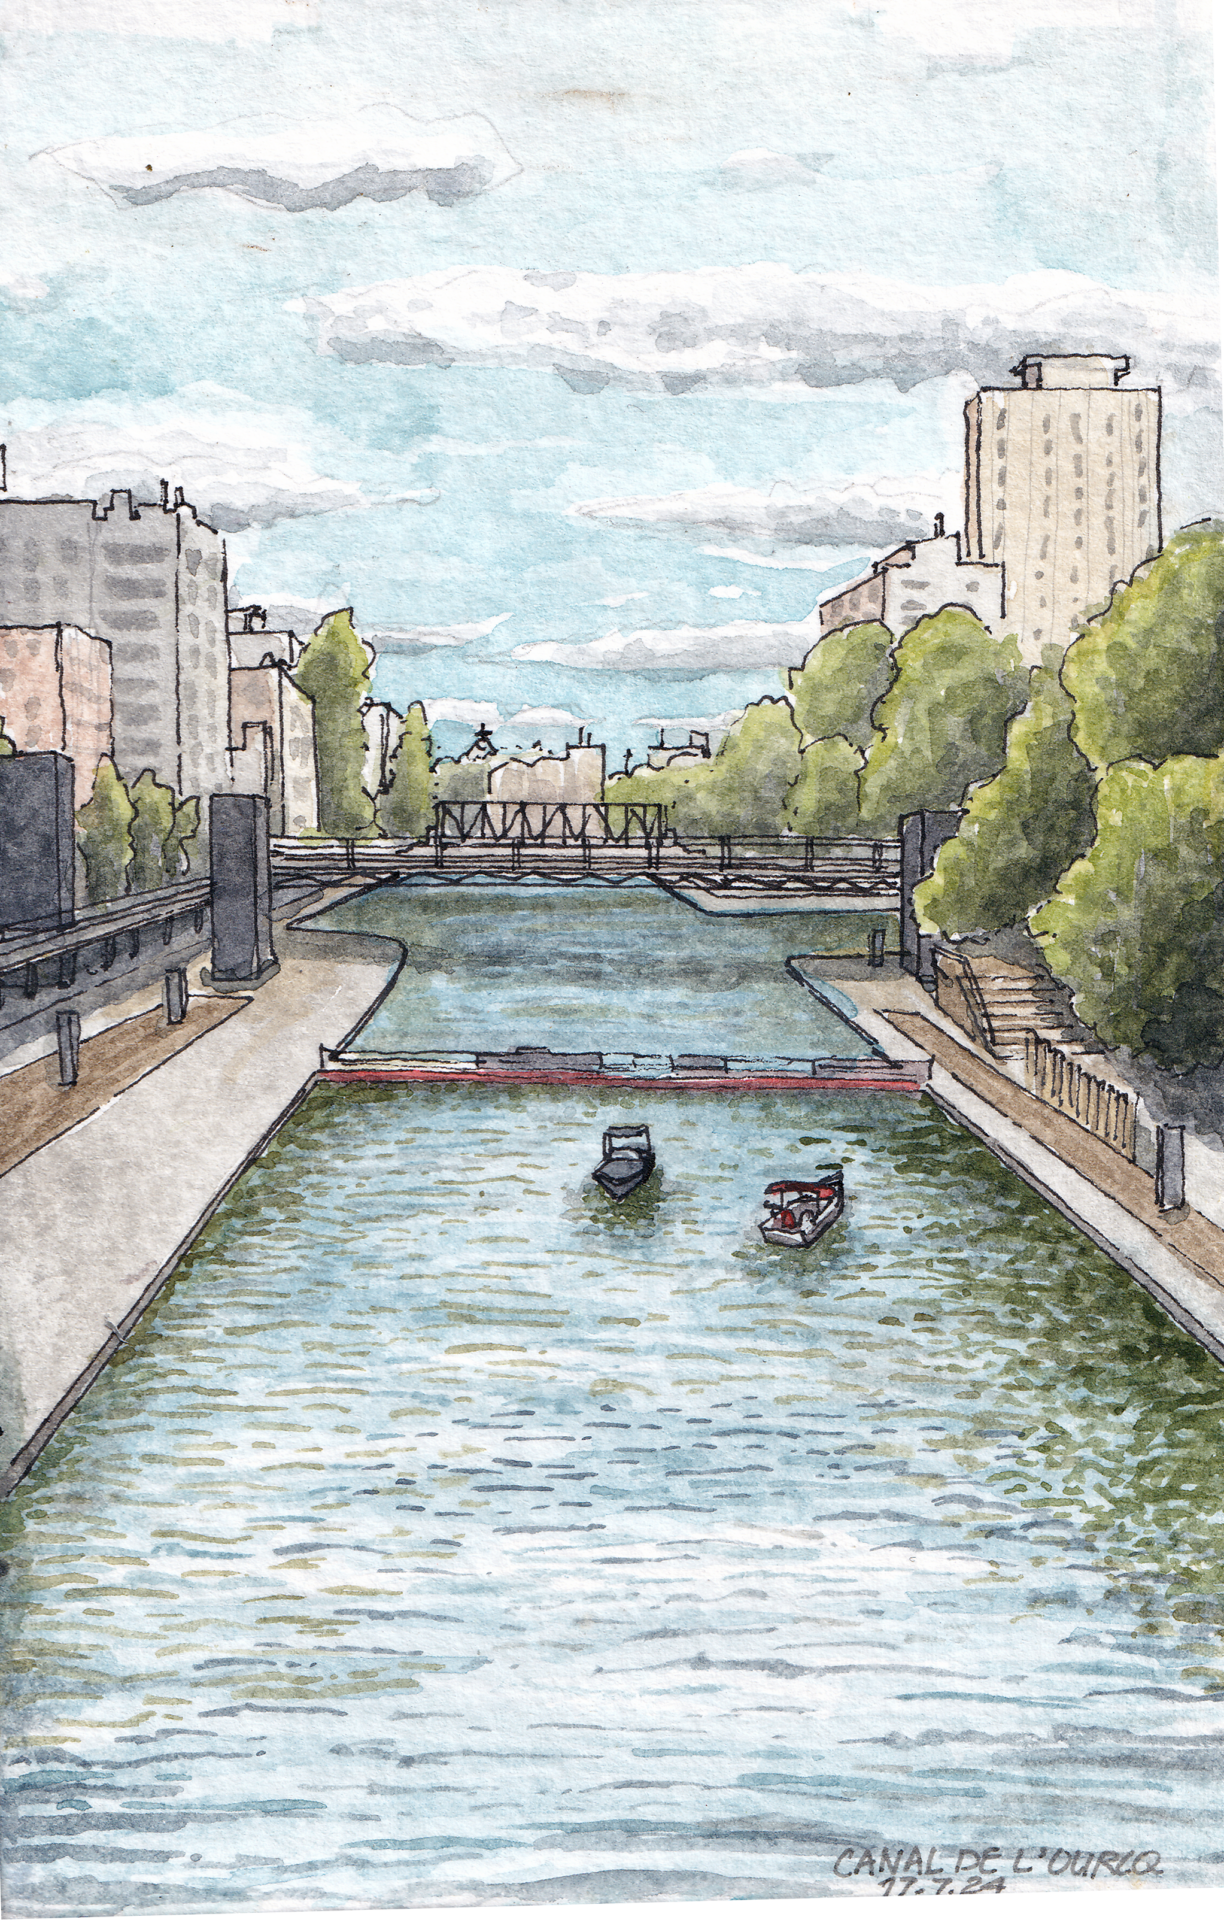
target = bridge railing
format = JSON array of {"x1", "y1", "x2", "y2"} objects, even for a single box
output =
[
  {"x1": 433, "y1": 801, "x2": 668, "y2": 847},
  {"x1": 674, "y1": 833, "x2": 900, "y2": 874}
]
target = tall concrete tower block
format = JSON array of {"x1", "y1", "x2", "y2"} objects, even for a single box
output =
[{"x1": 963, "y1": 353, "x2": 1161, "y2": 662}]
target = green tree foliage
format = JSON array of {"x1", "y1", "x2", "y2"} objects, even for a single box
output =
[
  {"x1": 787, "y1": 621, "x2": 895, "y2": 750},
  {"x1": 76, "y1": 756, "x2": 134, "y2": 905},
  {"x1": 609, "y1": 698, "x2": 803, "y2": 837},
  {"x1": 858, "y1": 606, "x2": 1026, "y2": 834},
  {"x1": 0, "y1": 717, "x2": 15, "y2": 755},
  {"x1": 1063, "y1": 521, "x2": 1224, "y2": 772},
  {"x1": 378, "y1": 702, "x2": 434, "y2": 838},
  {"x1": 1031, "y1": 753, "x2": 1224, "y2": 1070},
  {"x1": 129, "y1": 770, "x2": 200, "y2": 890},
  {"x1": 294, "y1": 607, "x2": 377, "y2": 837},
  {"x1": 785, "y1": 734, "x2": 865, "y2": 838},
  {"x1": 915, "y1": 664, "x2": 1098, "y2": 936}
]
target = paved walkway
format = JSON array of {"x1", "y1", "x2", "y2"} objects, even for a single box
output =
[
  {"x1": 0, "y1": 900, "x2": 400, "y2": 1492},
  {"x1": 0, "y1": 996, "x2": 243, "y2": 1179}
]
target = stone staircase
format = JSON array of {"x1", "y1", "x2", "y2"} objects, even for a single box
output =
[{"x1": 934, "y1": 949, "x2": 1084, "y2": 1060}]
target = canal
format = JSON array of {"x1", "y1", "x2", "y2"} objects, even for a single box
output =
[{"x1": 4, "y1": 884, "x2": 1224, "y2": 1914}]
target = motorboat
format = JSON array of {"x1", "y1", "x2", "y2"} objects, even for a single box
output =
[
  {"x1": 593, "y1": 1124, "x2": 656, "y2": 1200},
  {"x1": 759, "y1": 1168, "x2": 844, "y2": 1248}
]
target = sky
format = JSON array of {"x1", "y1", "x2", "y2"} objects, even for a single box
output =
[{"x1": 0, "y1": 0, "x2": 1219, "y2": 764}]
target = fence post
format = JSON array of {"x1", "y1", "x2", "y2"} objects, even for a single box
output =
[
  {"x1": 164, "y1": 966, "x2": 188, "y2": 1025},
  {"x1": 56, "y1": 1009, "x2": 81, "y2": 1087},
  {"x1": 868, "y1": 928, "x2": 885, "y2": 969},
  {"x1": 1156, "y1": 1125, "x2": 1185, "y2": 1210}
]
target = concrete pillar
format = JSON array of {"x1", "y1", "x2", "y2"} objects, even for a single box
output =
[
  {"x1": 1156, "y1": 1125, "x2": 1186, "y2": 1211},
  {"x1": 56, "y1": 1009, "x2": 81, "y2": 1086},
  {"x1": 899, "y1": 810, "x2": 962, "y2": 985},
  {"x1": 0, "y1": 752, "x2": 76, "y2": 935},
  {"x1": 209, "y1": 793, "x2": 277, "y2": 984}
]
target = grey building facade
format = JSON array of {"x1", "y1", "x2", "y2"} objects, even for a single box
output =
[{"x1": 0, "y1": 485, "x2": 231, "y2": 799}]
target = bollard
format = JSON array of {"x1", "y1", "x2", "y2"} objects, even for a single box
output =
[
  {"x1": 1156, "y1": 1125, "x2": 1186, "y2": 1211},
  {"x1": 56, "y1": 1009, "x2": 81, "y2": 1087},
  {"x1": 164, "y1": 966, "x2": 188, "y2": 1026},
  {"x1": 869, "y1": 928, "x2": 886, "y2": 969}
]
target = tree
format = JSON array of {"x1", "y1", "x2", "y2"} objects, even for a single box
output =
[
  {"x1": 378, "y1": 702, "x2": 434, "y2": 839},
  {"x1": 0, "y1": 717, "x2": 14, "y2": 756},
  {"x1": 1063, "y1": 521, "x2": 1224, "y2": 772},
  {"x1": 857, "y1": 605, "x2": 1026, "y2": 834},
  {"x1": 787, "y1": 621, "x2": 895, "y2": 751},
  {"x1": 1031, "y1": 753, "x2": 1224, "y2": 1071},
  {"x1": 294, "y1": 607, "x2": 377, "y2": 837},
  {"x1": 668, "y1": 698, "x2": 803, "y2": 836},
  {"x1": 76, "y1": 757, "x2": 134, "y2": 905},
  {"x1": 785, "y1": 734, "x2": 865, "y2": 838},
  {"x1": 128, "y1": 770, "x2": 200, "y2": 889},
  {"x1": 914, "y1": 663, "x2": 1098, "y2": 936}
]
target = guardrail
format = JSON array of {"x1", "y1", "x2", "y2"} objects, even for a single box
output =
[
  {"x1": 0, "y1": 880, "x2": 211, "y2": 1005},
  {"x1": 1024, "y1": 1030, "x2": 1137, "y2": 1161}
]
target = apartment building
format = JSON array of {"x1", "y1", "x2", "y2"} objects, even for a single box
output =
[
  {"x1": 0, "y1": 622, "x2": 113, "y2": 809},
  {"x1": 230, "y1": 662, "x2": 319, "y2": 837},
  {"x1": 963, "y1": 352, "x2": 1161, "y2": 660},
  {"x1": 819, "y1": 516, "x2": 1005, "y2": 642},
  {"x1": 0, "y1": 484, "x2": 231, "y2": 798}
]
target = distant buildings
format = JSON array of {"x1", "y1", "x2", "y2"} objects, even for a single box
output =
[
  {"x1": 361, "y1": 699, "x2": 400, "y2": 805},
  {"x1": 0, "y1": 622, "x2": 113, "y2": 809},
  {"x1": 647, "y1": 729, "x2": 711, "y2": 770},
  {"x1": 227, "y1": 605, "x2": 304, "y2": 671},
  {"x1": 823, "y1": 350, "x2": 1163, "y2": 664},
  {"x1": 819, "y1": 514, "x2": 1005, "y2": 645},
  {"x1": 230, "y1": 664, "x2": 319, "y2": 836},
  {"x1": 488, "y1": 739, "x2": 605, "y2": 804},
  {"x1": 0, "y1": 484, "x2": 231, "y2": 797}
]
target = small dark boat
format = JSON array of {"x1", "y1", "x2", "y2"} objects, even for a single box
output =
[
  {"x1": 593, "y1": 1124, "x2": 656, "y2": 1200},
  {"x1": 759, "y1": 1167, "x2": 844, "y2": 1248}
]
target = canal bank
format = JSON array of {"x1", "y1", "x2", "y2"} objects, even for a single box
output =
[
  {"x1": 0, "y1": 888, "x2": 403, "y2": 1495},
  {"x1": 805, "y1": 964, "x2": 1224, "y2": 1369}
]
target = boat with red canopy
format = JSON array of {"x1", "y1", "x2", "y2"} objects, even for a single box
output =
[{"x1": 759, "y1": 1167, "x2": 844, "y2": 1248}]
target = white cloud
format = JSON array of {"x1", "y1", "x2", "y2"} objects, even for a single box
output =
[
  {"x1": 636, "y1": 709, "x2": 744, "y2": 736},
  {"x1": 501, "y1": 707, "x2": 586, "y2": 731},
  {"x1": 574, "y1": 474, "x2": 955, "y2": 548},
  {"x1": 513, "y1": 612, "x2": 822, "y2": 672},
  {"x1": 702, "y1": 544, "x2": 864, "y2": 572},
  {"x1": 709, "y1": 584, "x2": 755, "y2": 598},
  {"x1": 49, "y1": 105, "x2": 519, "y2": 213},
  {"x1": 599, "y1": 591, "x2": 649, "y2": 607},
  {"x1": 302, "y1": 265, "x2": 1219, "y2": 406},
  {"x1": 871, "y1": 0, "x2": 1163, "y2": 63},
  {"x1": 0, "y1": 386, "x2": 430, "y2": 532},
  {"x1": 425, "y1": 698, "x2": 502, "y2": 729},
  {"x1": 370, "y1": 614, "x2": 512, "y2": 653},
  {"x1": 4, "y1": 0, "x2": 318, "y2": 40},
  {"x1": 719, "y1": 149, "x2": 820, "y2": 190}
]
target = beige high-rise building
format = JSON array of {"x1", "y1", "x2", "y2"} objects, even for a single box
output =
[{"x1": 963, "y1": 352, "x2": 1161, "y2": 661}]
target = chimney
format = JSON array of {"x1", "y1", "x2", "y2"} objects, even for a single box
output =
[
  {"x1": 0, "y1": 444, "x2": 6, "y2": 492},
  {"x1": 173, "y1": 485, "x2": 185, "y2": 509},
  {"x1": 934, "y1": 512, "x2": 945, "y2": 538},
  {"x1": 159, "y1": 478, "x2": 169, "y2": 509}
]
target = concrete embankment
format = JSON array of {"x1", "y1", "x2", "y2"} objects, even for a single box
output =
[
  {"x1": 0, "y1": 891, "x2": 402, "y2": 1495},
  {"x1": 811, "y1": 964, "x2": 1224, "y2": 1367}
]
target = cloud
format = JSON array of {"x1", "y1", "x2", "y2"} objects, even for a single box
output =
[
  {"x1": 301, "y1": 265, "x2": 1219, "y2": 406},
  {"x1": 501, "y1": 707, "x2": 586, "y2": 731},
  {"x1": 425, "y1": 698, "x2": 503, "y2": 730},
  {"x1": 0, "y1": 386, "x2": 432, "y2": 532},
  {"x1": 701, "y1": 544, "x2": 858, "y2": 572},
  {"x1": 709, "y1": 584, "x2": 755, "y2": 598},
  {"x1": 636, "y1": 709, "x2": 744, "y2": 737},
  {"x1": 49, "y1": 105, "x2": 519, "y2": 213},
  {"x1": 718, "y1": 149, "x2": 822, "y2": 190},
  {"x1": 512, "y1": 612, "x2": 822, "y2": 672},
  {"x1": 370, "y1": 614, "x2": 512, "y2": 654},
  {"x1": 3, "y1": 0, "x2": 318, "y2": 39},
  {"x1": 573, "y1": 475, "x2": 954, "y2": 548},
  {"x1": 599, "y1": 591, "x2": 649, "y2": 607}
]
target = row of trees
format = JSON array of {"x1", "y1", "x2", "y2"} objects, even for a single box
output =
[
  {"x1": 294, "y1": 607, "x2": 433, "y2": 840},
  {"x1": 75, "y1": 762, "x2": 200, "y2": 905},
  {"x1": 606, "y1": 602, "x2": 1029, "y2": 840},
  {"x1": 915, "y1": 521, "x2": 1224, "y2": 1072}
]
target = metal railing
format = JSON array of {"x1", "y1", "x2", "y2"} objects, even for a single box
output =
[
  {"x1": 434, "y1": 800, "x2": 668, "y2": 847},
  {"x1": 1024, "y1": 1030, "x2": 1137, "y2": 1161}
]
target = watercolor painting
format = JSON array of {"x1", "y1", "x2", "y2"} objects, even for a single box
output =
[{"x1": 2, "y1": 0, "x2": 1224, "y2": 1915}]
